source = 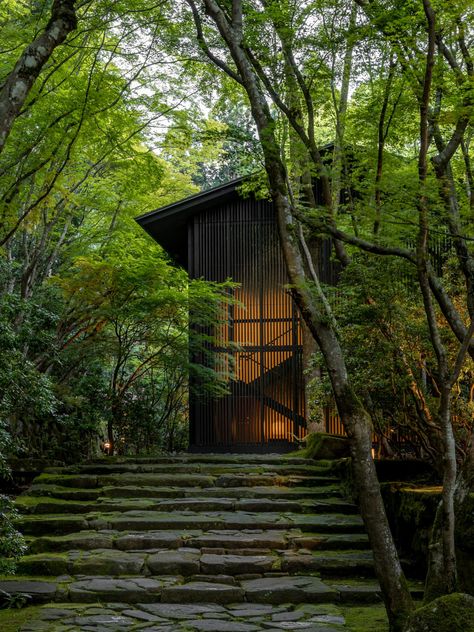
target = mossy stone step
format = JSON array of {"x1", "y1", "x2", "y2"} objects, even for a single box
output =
[
  {"x1": 15, "y1": 515, "x2": 88, "y2": 536},
  {"x1": 17, "y1": 495, "x2": 356, "y2": 516},
  {"x1": 27, "y1": 531, "x2": 116, "y2": 553},
  {"x1": 17, "y1": 549, "x2": 370, "y2": 580},
  {"x1": 160, "y1": 581, "x2": 245, "y2": 604},
  {"x1": 101, "y1": 510, "x2": 364, "y2": 533},
  {"x1": 290, "y1": 533, "x2": 370, "y2": 551},
  {"x1": 33, "y1": 472, "x2": 339, "y2": 489},
  {"x1": 17, "y1": 510, "x2": 365, "y2": 536},
  {"x1": 280, "y1": 550, "x2": 375, "y2": 577},
  {"x1": 28, "y1": 528, "x2": 292, "y2": 553},
  {"x1": 186, "y1": 530, "x2": 290, "y2": 550},
  {"x1": 21, "y1": 485, "x2": 101, "y2": 501},
  {"x1": 10, "y1": 452, "x2": 386, "y2": 622},
  {"x1": 26, "y1": 528, "x2": 371, "y2": 559},
  {"x1": 0, "y1": 579, "x2": 66, "y2": 603},
  {"x1": 23, "y1": 483, "x2": 342, "y2": 501},
  {"x1": 1, "y1": 575, "x2": 417, "y2": 606},
  {"x1": 68, "y1": 576, "x2": 177, "y2": 603},
  {"x1": 99, "y1": 484, "x2": 344, "y2": 500},
  {"x1": 15, "y1": 496, "x2": 99, "y2": 515},
  {"x1": 240, "y1": 576, "x2": 338, "y2": 604},
  {"x1": 200, "y1": 553, "x2": 278, "y2": 575},
  {"x1": 87, "y1": 454, "x2": 317, "y2": 465},
  {"x1": 48, "y1": 463, "x2": 333, "y2": 476}
]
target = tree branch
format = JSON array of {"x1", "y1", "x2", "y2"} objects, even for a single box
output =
[{"x1": 0, "y1": 0, "x2": 77, "y2": 154}]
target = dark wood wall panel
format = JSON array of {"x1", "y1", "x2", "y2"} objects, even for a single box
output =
[{"x1": 189, "y1": 197, "x2": 305, "y2": 451}]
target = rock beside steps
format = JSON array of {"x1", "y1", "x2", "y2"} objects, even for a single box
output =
[{"x1": 4, "y1": 454, "x2": 421, "y2": 631}]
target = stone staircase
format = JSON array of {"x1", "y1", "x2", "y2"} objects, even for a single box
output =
[{"x1": 2, "y1": 454, "x2": 409, "y2": 630}]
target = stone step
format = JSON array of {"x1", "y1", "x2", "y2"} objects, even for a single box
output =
[
  {"x1": 33, "y1": 472, "x2": 339, "y2": 489},
  {"x1": 0, "y1": 575, "x2": 420, "y2": 608},
  {"x1": 18, "y1": 601, "x2": 349, "y2": 632},
  {"x1": 24, "y1": 483, "x2": 343, "y2": 501},
  {"x1": 17, "y1": 510, "x2": 364, "y2": 536},
  {"x1": 0, "y1": 575, "x2": 337, "y2": 606},
  {"x1": 45, "y1": 463, "x2": 332, "y2": 476},
  {"x1": 9, "y1": 452, "x2": 392, "y2": 630},
  {"x1": 290, "y1": 533, "x2": 370, "y2": 551},
  {"x1": 87, "y1": 454, "x2": 317, "y2": 465},
  {"x1": 16, "y1": 495, "x2": 357, "y2": 516},
  {"x1": 26, "y1": 528, "x2": 370, "y2": 554},
  {"x1": 16, "y1": 547, "x2": 375, "y2": 579},
  {"x1": 280, "y1": 550, "x2": 375, "y2": 577}
]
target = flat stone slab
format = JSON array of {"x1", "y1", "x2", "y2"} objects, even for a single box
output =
[
  {"x1": 281, "y1": 551, "x2": 374, "y2": 575},
  {"x1": 24, "y1": 485, "x2": 101, "y2": 501},
  {"x1": 328, "y1": 581, "x2": 383, "y2": 603},
  {"x1": 18, "y1": 510, "x2": 363, "y2": 535},
  {"x1": 101, "y1": 485, "x2": 186, "y2": 498},
  {"x1": 15, "y1": 496, "x2": 98, "y2": 515},
  {"x1": 151, "y1": 498, "x2": 235, "y2": 512},
  {"x1": 185, "y1": 621, "x2": 260, "y2": 631},
  {"x1": 241, "y1": 576, "x2": 338, "y2": 604},
  {"x1": 106, "y1": 511, "x2": 224, "y2": 531},
  {"x1": 28, "y1": 531, "x2": 115, "y2": 553},
  {"x1": 0, "y1": 579, "x2": 63, "y2": 603},
  {"x1": 97, "y1": 474, "x2": 216, "y2": 488},
  {"x1": 115, "y1": 530, "x2": 186, "y2": 550},
  {"x1": 34, "y1": 474, "x2": 100, "y2": 490},
  {"x1": 290, "y1": 533, "x2": 369, "y2": 550},
  {"x1": 17, "y1": 553, "x2": 70, "y2": 576},
  {"x1": 141, "y1": 603, "x2": 227, "y2": 619},
  {"x1": 72, "y1": 549, "x2": 146, "y2": 575},
  {"x1": 147, "y1": 550, "x2": 200, "y2": 575},
  {"x1": 68, "y1": 576, "x2": 176, "y2": 603},
  {"x1": 188, "y1": 529, "x2": 288, "y2": 550},
  {"x1": 161, "y1": 581, "x2": 245, "y2": 604},
  {"x1": 16, "y1": 515, "x2": 88, "y2": 536},
  {"x1": 201, "y1": 553, "x2": 276, "y2": 575}
]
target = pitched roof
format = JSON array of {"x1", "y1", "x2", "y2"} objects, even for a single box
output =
[{"x1": 135, "y1": 176, "x2": 247, "y2": 268}]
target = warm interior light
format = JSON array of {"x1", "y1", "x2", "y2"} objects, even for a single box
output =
[
  {"x1": 371, "y1": 448, "x2": 375, "y2": 459},
  {"x1": 103, "y1": 442, "x2": 111, "y2": 450}
]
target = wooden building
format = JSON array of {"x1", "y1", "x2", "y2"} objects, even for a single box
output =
[{"x1": 137, "y1": 178, "x2": 319, "y2": 452}]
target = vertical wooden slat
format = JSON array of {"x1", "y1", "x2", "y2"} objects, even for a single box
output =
[{"x1": 189, "y1": 196, "x2": 306, "y2": 451}]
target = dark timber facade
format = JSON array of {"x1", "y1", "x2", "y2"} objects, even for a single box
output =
[{"x1": 137, "y1": 179, "x2": 306, "y2": 453}]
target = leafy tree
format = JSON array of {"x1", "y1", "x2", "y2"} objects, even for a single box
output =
[{"x1": 176, "y1": 0, "x2": 473, "y2": 628}]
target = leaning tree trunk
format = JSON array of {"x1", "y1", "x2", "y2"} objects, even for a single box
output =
[
  {"x1": 191, "y1": 2, "x2": 414, "y2": 629},
  {"x1": 0, "y1": 0, "x2": 77, "y2": 154}
]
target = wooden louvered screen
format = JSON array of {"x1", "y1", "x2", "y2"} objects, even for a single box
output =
[{"x1": 188, "y1": 197, "x2": 306, "y2": 452}]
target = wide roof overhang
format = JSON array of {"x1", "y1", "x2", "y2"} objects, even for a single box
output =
[{"x1": 135, "y1": 176, "x2": 247, "y2": 269}]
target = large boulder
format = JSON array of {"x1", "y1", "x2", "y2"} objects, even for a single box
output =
[
  {"x1": 302, "y1": 432, "x2": 350, "y2": 460},
  {"x1": 404, "y1": 593, "x2": 474, "y2": 632}
]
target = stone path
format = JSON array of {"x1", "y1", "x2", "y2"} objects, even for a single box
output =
[{"x1": 2, "y1": 454, "x2": 417, "y2": 630}]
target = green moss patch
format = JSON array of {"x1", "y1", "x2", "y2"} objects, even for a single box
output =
[
  {"x1": 342, "y1": 604, "x2": 389, "y2": 632},
  {"x1": 0, "y1": 605, "x2": 43, "y2": 632},
  {"x1": 290, "y1": 433, "x2": 350, "y2": 460}
]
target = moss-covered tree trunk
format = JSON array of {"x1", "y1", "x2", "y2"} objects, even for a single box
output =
[
  {"x1": 186, "y1": 2, "x2": 414, "y2": 629},
  {"x1": 0, "y1": 0, "x2": 77, "y2": 155}
]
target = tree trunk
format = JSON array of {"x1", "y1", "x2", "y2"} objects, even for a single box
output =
[
  {"x1": 192, "y1": 3, "x2": 414, "y2": 629},
  {"x1": 0, "y1": 0, "x2": 77, "y2": 154}
]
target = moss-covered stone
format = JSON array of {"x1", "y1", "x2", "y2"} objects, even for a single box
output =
[
  {"x1": 404, "y1": 593, "x2": 474, "y2": 632},
  {"x1": 16, "y1": 553, "x2": 70, "y2": 576},
  {"x1": 298, "y1": 433, "x2": 350, "y2": 460}
]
